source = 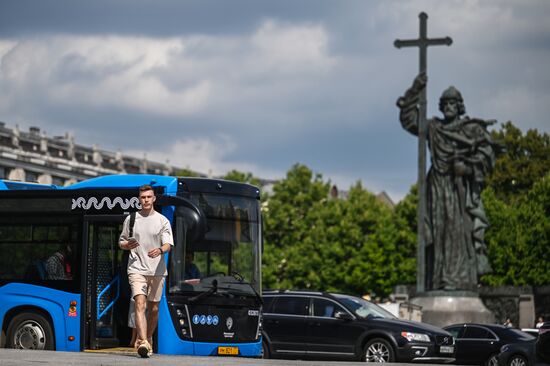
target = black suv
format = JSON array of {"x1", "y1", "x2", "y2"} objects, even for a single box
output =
[{"x1": 262, "y1": 290, "x2": 455, "y2": 363}]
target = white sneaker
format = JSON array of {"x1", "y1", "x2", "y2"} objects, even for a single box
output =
[{"x1": 137, "y1": 341, "x2": 151, "y2": 358}]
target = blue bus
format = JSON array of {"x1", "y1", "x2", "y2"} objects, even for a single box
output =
[{"x1": 0, "y1": 175, "x2": 263, "y2": 357}]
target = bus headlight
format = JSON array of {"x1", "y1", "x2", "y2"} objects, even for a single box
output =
[
  {"x1": 170, "y1": 303, "x2": 191, "y2": 338},
  {"x1": 257, "y1": 314, "x2": 262, "y2": 339}
]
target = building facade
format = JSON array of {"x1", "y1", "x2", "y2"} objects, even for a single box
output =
[{"x1": 0, "y1": 122, "x2": 189, "y2": 186}]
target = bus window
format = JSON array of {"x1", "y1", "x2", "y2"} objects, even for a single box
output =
[{"x1": 0, "y1": 215, "x2": 79, "y2": 290}]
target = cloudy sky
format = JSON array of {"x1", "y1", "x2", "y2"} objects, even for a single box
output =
[{"x1": 1, "y1": 0, "x2": 549, "y2": 201}]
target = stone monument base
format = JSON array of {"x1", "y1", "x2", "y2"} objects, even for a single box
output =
[{"x1": 411, "y1": 291, "x2": 494, "y2": 327}]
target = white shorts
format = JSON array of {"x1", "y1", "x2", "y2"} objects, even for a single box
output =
[{"x1": 128, "y1": 273, "x2": 165, "y2": 302}]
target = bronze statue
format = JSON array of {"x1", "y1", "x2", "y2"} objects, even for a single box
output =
[{"x1": 398, "y1": 73, "x2": 498, "y2": 291}]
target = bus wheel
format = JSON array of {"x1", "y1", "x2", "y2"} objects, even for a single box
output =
[{"x1": 6, "y1": 312, "x2": 54, "y2": 350}]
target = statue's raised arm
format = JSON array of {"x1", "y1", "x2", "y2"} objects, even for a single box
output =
[{"x1": 396, "y1": 72, "x2": 427, "y2": 136}]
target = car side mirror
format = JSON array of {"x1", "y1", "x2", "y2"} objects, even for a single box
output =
[{"x1": 334, "y1": 311, "x2": 353, "y2": 321}]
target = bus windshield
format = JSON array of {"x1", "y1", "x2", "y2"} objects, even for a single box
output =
[{"x1": 168, "y1": 192, "x2": 261, "y2": 296}]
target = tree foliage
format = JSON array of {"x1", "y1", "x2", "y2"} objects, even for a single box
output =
[
  {"x1": 262, "y1": 164, "x2": 416, "y2": 298},
  {"x1": 479, "y1": 122, "x2": 550, "y2": 285},
  {"x1": 487, "y1": 121, "x2": 550, "y2": 203},
  {"x1": 482, "y1": 172, "x2": 550, "y2": 285},
  {"x1": 223, "y1": 170, "x2": 262, "y2": 187},
  {"x1": 174, "y1": 168, "x2": 201, "y2": 177}
]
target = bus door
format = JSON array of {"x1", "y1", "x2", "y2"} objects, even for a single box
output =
[{"x1": 82, "y1": 215, "x2": 128, "y2": 349}]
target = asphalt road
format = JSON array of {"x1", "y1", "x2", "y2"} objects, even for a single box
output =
[{"x1": 0, "y1": 349, "x2": 447, "y2": 366}]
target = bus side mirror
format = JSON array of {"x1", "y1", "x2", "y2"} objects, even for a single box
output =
[
  {"x1": 158, "y1": 195, "x2": 207, "y2": 242},
  {"x1": 177, "y1": 205, "x2": 207, "y2": 242}
]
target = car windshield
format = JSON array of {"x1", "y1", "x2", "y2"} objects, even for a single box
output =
[{"x1": 335, "y1": 294, "x2": 396, "y2": 319}]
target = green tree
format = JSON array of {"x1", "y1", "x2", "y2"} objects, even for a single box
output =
[
  {"x1": 262, "y1": 164, "x2": 416, "y2": 297},
  {"x1": 394, "y1": 184, "x2": 418, "y2": 235},
  {"x1": 482, "y1": 172, "x2": 550, "y2": 286},
  {"x1": 487, "y1": 121, "x2": 550, "y2": 203},
  {"x1": 223, "y1": 170, "x2": 262, "y2": 187},
  {"x1": 262, "y1": 164, "x2": 330, "y2": 289},
  {"x1": 174, "y1": 168, "x2": 201, "y2": 177},
  {"x1": 344, "y1": 183, "x2": 416, "y2": 297}
]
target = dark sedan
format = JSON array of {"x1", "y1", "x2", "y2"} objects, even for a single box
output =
[
  {"x1": 262, "y1": 290, "x2": 455, "y2": 363},
  {"x1": 536, "y1": 321, "x2": 550, "y2": 364},
  {"x1": 497, "y1": 341, "x2": 536, "y2": 366},
  {"x1": 444, "y1": 323, "x2": 536, "y2": 366},
  {"x1": 498, "y1": 321, "x2": 550, "y2": 366}
]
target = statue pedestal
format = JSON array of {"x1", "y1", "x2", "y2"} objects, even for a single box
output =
[{"x1": 411, "y1": 291, "x2": 494, "y2": 327}]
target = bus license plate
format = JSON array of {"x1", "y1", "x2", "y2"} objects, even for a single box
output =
[
  {"x1": 440, "y1": 346, "x2": 454, "y2": 353},
  {"x1": 218, "y1": 346, "x2": 238, "y2": 355}
]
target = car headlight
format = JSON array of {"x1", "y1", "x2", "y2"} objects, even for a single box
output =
[
  {"x1": 401, "y1": 331, "x2": 431, "y2": 342},
  {"x1": 500, "y1": 344, "x2": 510, "y2": 352}
]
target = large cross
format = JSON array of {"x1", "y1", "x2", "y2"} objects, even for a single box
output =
[{"x1": 394, "y1": 12, "x2": 452, "y2": 293}]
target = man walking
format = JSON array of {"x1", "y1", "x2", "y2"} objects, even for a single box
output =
[{"x1": 119, "y1": 184, "x2": 173, "y2": 358}]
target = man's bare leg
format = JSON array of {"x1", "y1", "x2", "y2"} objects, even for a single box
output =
[
  {"x1": 129, "y1": 328, "x2": 137, "y2": 347},
  {"x1": 134, "y1": 294, "x2": 148, "y2": 348},
  {"x1": 146, "y1": 301, "x2": 160, "y2": 348}
]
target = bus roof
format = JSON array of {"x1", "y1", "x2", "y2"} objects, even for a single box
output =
[
  {"x1": 0, "y1": 180, "x2": 57, "y2": 191},
  {"x1": 1, "y1": 174, "x2": 260, "y2": 198},
  {"x1": 62, "y1": 174, "x2": 178, "y2": 193}
]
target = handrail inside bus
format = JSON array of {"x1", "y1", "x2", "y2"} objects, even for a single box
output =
[{"x1": 97, "y1": 275, "x2": 120, "y2": 320}]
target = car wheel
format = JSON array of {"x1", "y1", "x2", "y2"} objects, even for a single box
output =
[
  {"x1": 6, "y1": 312, "x2": 54, "y2": 350},
  {"x1": 508, "y1": 355, "x2": 527, "y2": 366},
  {"x1": 363, "y1": 338, "x2": 395, "y2": 362},
  {"x1": 485, "y1": 354, "x2": 499, "y2": 366},
  {"x1": 262, "y1": 339, "x2": 270, "y2": 359}
]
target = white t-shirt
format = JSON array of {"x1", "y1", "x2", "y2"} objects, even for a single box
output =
[{"x1": 119, "y1": 210, "x2": 174, "y2": 276}]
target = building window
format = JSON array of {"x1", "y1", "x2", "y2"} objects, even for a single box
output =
[
  {"x1": 52, "y1": 176, "x2": 65, "y2": 186},
  {"x1": 25, "y1": 171, "x2": 38, "y2": 183}
]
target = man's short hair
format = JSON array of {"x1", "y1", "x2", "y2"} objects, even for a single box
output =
[{"x1": 139, "y1": 184, "x2": 154, "y2": 194}]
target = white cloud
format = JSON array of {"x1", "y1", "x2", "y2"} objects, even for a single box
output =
[
  {"x1": 0, "y1": 40, "x2": 17, "y2": 59},
  {"x1": 0, "y1": 36, "x2": 203, "y2": 113},
  {"x1": 0, "y1": 19, "x2": 335, "y2": 122},
  {"x1": 126, "y1": 136, "x2": 283, "y2": 180},
  {"x1": 250, "y1": 20, "x2": 334, "y2": 74}
]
